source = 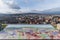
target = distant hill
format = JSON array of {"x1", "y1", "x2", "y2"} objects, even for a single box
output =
[
  {"x1": 39, "y1": 7, "x2": 60, "y2": 14},
  {"x1": 0, "y1": 7, "x2": 60, "y2": 16}
]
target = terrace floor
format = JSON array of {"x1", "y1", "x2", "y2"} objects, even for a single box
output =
[{"x1": 0, "y1": 24, "x2": 58, "y2": 39}]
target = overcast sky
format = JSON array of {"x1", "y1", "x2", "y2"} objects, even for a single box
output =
[{"x1": 0, "y1": 0, "x2": 60, "y2": 13}]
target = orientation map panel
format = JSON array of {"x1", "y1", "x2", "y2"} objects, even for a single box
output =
[{"x1": 5, "y1": 24, "x2": 55, "y2": 29}]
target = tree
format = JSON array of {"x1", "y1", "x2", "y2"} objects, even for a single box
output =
[{"x1": 0, "y1": 24, "x2": 7, "y2": 31}]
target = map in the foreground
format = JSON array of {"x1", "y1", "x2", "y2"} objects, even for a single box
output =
[{"x1": 0, "y1": 24, "x2": 60, "y2": 39}]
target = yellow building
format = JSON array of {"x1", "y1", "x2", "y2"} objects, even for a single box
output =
[{"x1": 57, "y1": 24, "x2": 60, "y2": 30}]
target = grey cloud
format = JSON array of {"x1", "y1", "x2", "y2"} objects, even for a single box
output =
[
  {"x1": 3, "y1": 0, "x2": 21, "y2": 10},
  {"x1": 9, "y1": 4, "x2": 20, "y2": 10}
]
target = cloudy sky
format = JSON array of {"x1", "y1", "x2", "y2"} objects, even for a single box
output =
[{"x1": 0, "y1": 0, "x2": 60, "y2": 13}]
